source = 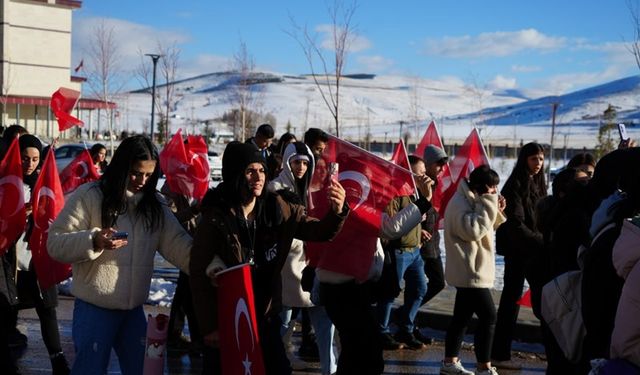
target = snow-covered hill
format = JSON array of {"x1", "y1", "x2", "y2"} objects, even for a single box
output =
[{"x1": 113, "y1": 71, "x2": 640, "y2": 148}]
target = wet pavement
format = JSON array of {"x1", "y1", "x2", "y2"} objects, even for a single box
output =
[{"x1": 15, "y1": 292, "x2": 546, "y2": 374}]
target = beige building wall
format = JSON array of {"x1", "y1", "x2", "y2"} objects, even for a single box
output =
[{"x1": 1, "y1": 0, "x2": 82, "y2": 137}]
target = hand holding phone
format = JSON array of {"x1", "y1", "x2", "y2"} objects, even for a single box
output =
[
  {"x1": 111, "y1": 231, "x2": 128, "y2": 240},
  {"x1": 328, "y1": 162, "x2": 339, "y2": 183},
  {"x1": 618, "y1": 123, "x2": 629, "y2": 141}
]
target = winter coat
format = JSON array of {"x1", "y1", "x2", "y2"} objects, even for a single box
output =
[
  {"x1": 47, "y1": 182, "x2": 192, "y2": 310},
  {"x1": 189, "y1": 186, "x2": 347, "y2": 336},
  {"x1": 420, "y1": 206, "x2": 441, "y2": 258},
  {"x1": 385, "y1": 196, "x2": 422, "y2": 250},
  {"x1": 610, "y1": 218, "x2": 640, "y2": 367},
  {"x1": 495, "y1": 176, "x2": 544, "y2": 259},
  {"x1": 443, "y1": 180, "x2": 506, "y2": 288},
  {"x1": 267, "y1": 142, "x2": 315, "y2": 308}
]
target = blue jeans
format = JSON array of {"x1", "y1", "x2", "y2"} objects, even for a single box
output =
[
  {"x1": 71, "y1": 299, "x2": 146, "y2": 375},
  {"x1": 377, "y1": 248, "x2": 427, "y2": 334}
]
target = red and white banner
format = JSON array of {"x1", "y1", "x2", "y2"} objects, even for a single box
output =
[
  {"x1": 0, "y1": 137, "x2": 26, "y2": 256},
  {"x1": 217, "y1": 264, "x2": 265, "y2": 375},
  {"x1": 29, "y1": 149, "x2": 72, "y2": 289},
  {"x1": 51, "y1": 87, "x2": 84, "y2": 131},
  {"x1": 59, "y1": 149, "x2": 100, "y2": 195},
  {"x1": 306, "y1": 135, "x2": 415, "y2": 281},
  {"x1": 159, "y1": 130, "x2": 210, "y2": 201}
]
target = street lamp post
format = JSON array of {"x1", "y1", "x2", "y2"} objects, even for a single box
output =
[{"x1": 145, "y1": 54, "x2": 162, "y2": 143}]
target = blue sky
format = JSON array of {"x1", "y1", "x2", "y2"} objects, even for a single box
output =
[{"x1": 72, "y1": 0, "x2": 639, "y2": 96}]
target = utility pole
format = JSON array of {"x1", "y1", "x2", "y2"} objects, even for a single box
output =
[
  {"x1": 548, "y1": 102, "x2": 559, "y2": 183},
  {"x1": 146, "y1": 53, "x2": 162, "y2": 143}
]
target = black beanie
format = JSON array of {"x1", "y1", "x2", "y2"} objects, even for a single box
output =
[
  {"x1": 18, "y1": 134, "x2": 43, "y2": 154},
  {"x1": 222, "y1": 141, "x2": 266, "y2": 183}
]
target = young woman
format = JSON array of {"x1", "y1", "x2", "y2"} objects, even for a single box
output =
[
  {"x1": 189, "y1": 141, "x2": 347, "y2": 375},
  {"x1": 48, "y1": 135, "x2": 193, "y2": 374},
  {"x1": 440, "y1": 165, "x2": 506, "y2": 375},
  {"x1": 492, "y1": 142, "x2": 547, "y2": 369},
  {"x1": 89, "y1": 143, "x2": 108, "y2": 175}
]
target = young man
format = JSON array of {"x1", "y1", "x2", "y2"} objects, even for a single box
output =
[
  {"x1": 304, "y1": 128, "x2": 329, "y2": 158},
  {"x1": 246, "y1": 123, "x2": 275, "y2": 159}
]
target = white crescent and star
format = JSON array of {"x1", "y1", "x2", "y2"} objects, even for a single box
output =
[
  {"x1": 0, "y1": 175, "x2": 25, "y2": 217},
  {"x1": 73, "y1": 161, "x2": 89, "y2": 179},
  {"x1": 338, "y1": 170, "x2": 371, "y2": 211},
  {"x1": 33, "y1": 187, "x2": 57, "y2": 230},
  {"x1": 234, "y1": 297, "x2": 255, "y2": 375}
]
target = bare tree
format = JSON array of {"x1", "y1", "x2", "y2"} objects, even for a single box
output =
[
  {"x1": 85, "y1": 20, "x2": 125, "y2": 153},
  {"x1": 0, "y1": 59, "x2": 15, "y2": 127},
  {"x1": 464, "y1": 73, "x2": 488, "y2": 135},
  {"x1": 288, "y1": 0, "x2": 358, "y2": 137},
  {"x1": 627, "y1": 0, "x2": 640, "y2": 70},
  {"x1": 136, "y1": 41, "x2": 180, "y2": 144},
  {"x1": 232, "y1": 40, "x2": 258, "y2": 142}
]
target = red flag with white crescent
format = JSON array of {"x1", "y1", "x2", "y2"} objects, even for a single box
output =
[
  {"x1": 306, "y1": 135, "x2": 416, "y2": 281},
  {"x1": 159, "y1": 130, "x2": 209, "y2": 201},
  {"x1": 438, "y1": 128, "x2": 490, "y2": 221},
  {"x1": 29, "y1": 149, "x2": 72, "y2": 289},
  {"x1": 216, "y1": 264, "x2": 265, "y2": 375},
  {"x1": 0, "y1": 137, "x2": 26, "y2": 256},
  {"x1": 51, "y1": 87, "x2": 84, "y2": 131},
  {"x1": 59, "y1": 149, "x2": 100, "y2": 195}
]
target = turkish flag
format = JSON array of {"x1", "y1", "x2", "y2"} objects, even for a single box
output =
[
  {"x1": 517, "y1": 289, "x2": 532, "y2": 307},
  {"x1": 438, "y1": 128, "x2": 490, "y2": 221},
  {"x1": 0, "y1": 137, "x2": 26, "y2": 256},
  {"x1": 414, "y1": 120, "x2": 442, "y2": 158},
  {"x1": 59, "y1": 149, "x2": 100, "y2": 195},
  {"x1": 29, "y1": 149, "x2": 72, "y2": 290},
  {"x1": 306, "y1": 135, "x2": 415, "y2": 281},
  {"x1": 412, "y1": 121, "x2": 452, "y2": 224},
  {"x1": 51, "y1": 87, "x2": 84, "y2": 132},
  {"x1": 159, "y1": 130, "x2": 209, "y2": 201},
  {"x1": 390, "y1": 139, "x2": 417, "y2": 199},
  {"x1": 216, "y1": 264, "x2": 266, "y2": 375}
]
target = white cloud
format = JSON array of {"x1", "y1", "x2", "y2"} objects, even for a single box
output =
[
  {"x1": 179, "y1": 54, "x2": 234, "y2": 79},
  {"x1": 511, "y1": 65, "x2": 542, "y2": 73},
  {"x1": 72, "y1": 17, "x2": 191, "y2": 73},
  {"x1": 534, "y1": 66, "x2": 625, "y2": 94},
  {"x1": 424, "y1": 28, "x2": 566, "y2": 58},
  {"x1": 316, "y1": 24, "x2": 372, "y2": 53},
  {"x1": 356, "y1": 55, "x2": 394, "y2": 73},
  {"x1": 488, "y1": 75, "x2": 517, "y2": 90}
]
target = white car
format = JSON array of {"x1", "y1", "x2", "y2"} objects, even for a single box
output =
[{"x1": 208, "y1": 151, "x2": 222, "y2": 180}]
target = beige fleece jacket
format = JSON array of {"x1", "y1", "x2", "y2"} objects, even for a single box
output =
[
  {"x1": 443, "y1": 180, "x2": 506, "y2": 288},
  {"x1": 47, "y1": 182, "x2": 192, "y2": 310}
]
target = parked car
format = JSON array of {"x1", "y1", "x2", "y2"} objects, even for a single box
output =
[
  {"x1": 54, "y1": 143, "x2": 95, "y2": 171},
  {"x1": 208, "y1": 151, "x2": 222, "y2": 180}
]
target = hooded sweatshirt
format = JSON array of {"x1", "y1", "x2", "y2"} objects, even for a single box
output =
[{"x1": 267, "y1": 142, "x2": 315, "y2": 307}]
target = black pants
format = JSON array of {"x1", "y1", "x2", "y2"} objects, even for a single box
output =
[
  {"x1": 168, "y1": 271, "x2": 201, "y2": 343},
  {"x1": 540, "y1": 320, "x2": 579, "y2": 374},
  {"x1": 421, "y1": 255, "x2": 445, "y2": 305},
  {"x1": 0, "y1": 294, "x2": 18, "y2": 373},
  {"x1": 492, "y1": 254, "x2": 527, "y2": 361},
  {"x1": 445, "y1": 288, "x2": 496, "y2": 363},
  {"x1": 321, "y1": 281, "x2": 384, "y2": 375}
]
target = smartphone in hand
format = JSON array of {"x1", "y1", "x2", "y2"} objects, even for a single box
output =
[
  {"x1": 111, "y1": 231, "x2": 128, "y2": 240},
  {"x1": 618, "y1": 123, "x2": 629, "y2": 141},
  {"x1": 328, "y1": 162, "x2": 339, "y2": 183}
]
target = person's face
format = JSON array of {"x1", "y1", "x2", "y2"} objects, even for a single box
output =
[
  {"x1": 94, "y1": 148, "x2": 107, "y2": 163},
  {"x1": 127, "y1": 160, "x2": 156, "y2": 193},
  {"x1": 21, "y1": 147, "x2": 40, "y2": 176},
  {"x1": 486, "y1": 185, "x2": 498, "y2": 194},
  {"x1": 290, "y1": 159, "x2": 308, "y2": 179},
  {"x1": 255, "y1": 135, "x2": 272, "y2": 150},
  {"x1": 244, "y1": 162, "x2": 266, "y2": 197},
  {"x1": 527, "y1": 152, "x2": 544, "y2": 175},
  {"x1": 576, "y1": 163, "x2": 594, "y2": 180},
  {"x1": 310, "y1": 141, "x2": 327, "y2": 157},
  {"x1": 424, "y1": 161, "x2": 444, "y2": 180},
  {"x1": 410, "y1": 160, "x2": 426, "y2": 176}
]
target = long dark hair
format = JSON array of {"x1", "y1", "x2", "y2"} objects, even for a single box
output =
[
  {"x1": 99, "y1": 136, "x2": 162, "y2": 231},
  {"x1": 503, "y1": 142, "x2": 546, "y2": 198}
]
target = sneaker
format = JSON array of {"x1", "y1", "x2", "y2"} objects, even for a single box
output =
[
  {"x1": 380, "y1": 332, "x2": 404, "y2": 350},
  {"x1": 475, "y1": 367, "x2": 498, "y2": 375},
  {"x1": 491, "y1": 359, "x2": 521, "y2": 370},
  {"x1": 413, "y1": 328, "x2": 434, "y2": 345},
  {"x1": 395, "y1": 331, "x2": 426, "y2": 350},
  {"x1": 440, "y1": 360, "x2": 474, "y2": 375}
]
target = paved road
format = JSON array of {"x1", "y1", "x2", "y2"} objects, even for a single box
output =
[{"x1": 15, "y1": 296, "x2": 546, "y2": 374}]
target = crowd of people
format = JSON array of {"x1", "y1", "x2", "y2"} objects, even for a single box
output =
[{"x1": 0, "y1": 122, "x2": 639, "y2": 375}]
